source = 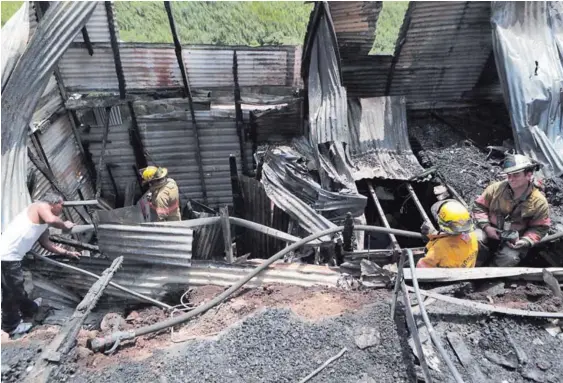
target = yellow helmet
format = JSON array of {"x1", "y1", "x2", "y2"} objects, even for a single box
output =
[
  {"x1": 431, "y1": 199, "x2": 474, "y2": 234},
  {"x1": 141, "y1": 166, "x2": 168, "y2": 183}
]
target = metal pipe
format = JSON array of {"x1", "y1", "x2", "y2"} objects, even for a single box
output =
[
  {"x1": 88, "y1": 224, "x2": 425, "y2": 352},
  {"x1": 49, "y1": 235, "x2": 100, "y2": 252},
  {"x1": 229, "y1": 217, "x2": 309, "y2": 244},
  {"x1": 62, "y1": 200, "x2": 99, "y2": 207},
  {"x1": 406, "y1": 249, "x2": 465, "y2": 383},
  {"x1": 366, "y1": 181, "x2": 400, "y2": 249},
  {"x1": 32, "y1": 252, "x2": 172, "y2": 310},
  {"x1": 405, "y1": 183, "x2": 436, "y2": 231}
]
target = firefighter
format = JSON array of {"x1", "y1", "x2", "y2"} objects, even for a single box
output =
[
  {"x1": 417, "y1": 199, "x2": 479, "y2": 268},
  {"x1": 141, "y1": 166, "x2": 181, "y2": 222},
  {"x1": 472, "y1": 154, "x2": 550, "y2": 267}
]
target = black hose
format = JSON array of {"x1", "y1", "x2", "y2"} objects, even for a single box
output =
[{"x1": 89, "y1": 224, "x2": 425, "y2": 351}]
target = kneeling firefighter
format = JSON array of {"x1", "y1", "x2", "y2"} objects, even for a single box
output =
[
  {"x1": 141, "y1": 166, "x2": 181, "y2": 222},
  {"x1": 417, "y1": 199, "x2": 479, "y2": 268}
]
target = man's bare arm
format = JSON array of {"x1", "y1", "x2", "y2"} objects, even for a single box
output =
[
  {"x1": 38, "y1": 231, "x2": 81, "y2": 259},
  {"x1": 37, "y1": 203, "x2": 74, "y2": 230}
]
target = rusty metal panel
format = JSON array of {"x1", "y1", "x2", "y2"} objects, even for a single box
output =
[
  {"x1": 328, "y1": 1, "x2": 382, "y2": 59},
  {"x1": 348, "y1": 96, "x2": 424, "y2": 180},
  {"x1": 389, "y1": 1, "x2": 493, "y2": 105},
  {"x1": 97, "y1": 223, "x2": 194, "y2": 266},
  {"x1": 121, "y1": 45, "x2": 183, "y2": 90},
  {"x1": 58, "y1": 46, "x2": 119, "y2": 92},
  {"x1": 72, "y1": 1, "x2": 111, "y2": 43}
]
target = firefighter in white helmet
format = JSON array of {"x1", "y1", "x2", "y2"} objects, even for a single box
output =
[
  {"x1": 473, "y1": 154, "x2": 550, "y2": 266},
  {"x1": 417, "y1": 199, "x2": 479, "y2": 268},
  {"x1": 140, "y1": 166, "x2": 181, "y2": 222}
]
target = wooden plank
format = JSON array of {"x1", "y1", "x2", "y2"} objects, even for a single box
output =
[
  {"x1": 403, "y1": 267, "x2": 563, "y2": 282},
  {"x1": 446, "y1": 332, "x2": 487, "y2": 383},
  {"x1": 220, "y1": 207, "x2": 234, "y2": 263},
  {"x1": 25, "y1": 256, "x2": 123, "y2": 383}
]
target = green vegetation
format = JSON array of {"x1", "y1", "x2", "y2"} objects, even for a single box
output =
[
  {"x1": 1, "y1": 1, "x2": 408, "y2": 55},
  {"x1": 371, "y1": 1, "x2": 409, "y2": 55},
  {"x1": 115, "y1": 1, "x2": 313, "y2": 46},
  {"x1": 1, "y1": 1, "x2": 23, "y2": 26}
]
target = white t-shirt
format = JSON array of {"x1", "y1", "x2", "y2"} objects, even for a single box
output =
[{"x1": 0, "y1": 208, "x2": 48, "y2": 261}]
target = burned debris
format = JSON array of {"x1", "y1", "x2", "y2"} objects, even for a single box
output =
[{"x1": 1, "y1": 1, "x2": 563, "y2": 383}]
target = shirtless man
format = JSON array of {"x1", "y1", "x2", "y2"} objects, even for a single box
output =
[{"x1": 1, "y1": 192, "x2": 81, "y2": 336}]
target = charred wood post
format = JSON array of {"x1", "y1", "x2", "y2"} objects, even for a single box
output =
[
  {"x1": 81, "y1": 26, "x2": 94, "y2": 56},
  {"x1": 220, "y1": 206, "x2": 234, "y2": 263},
  {"x1": 233, "y1": 51, "x2": 248, "y2": 174},
  {"x1": 25, "y1": 256, "x2": 123, "y2": 383},
  {"x1": 164, "y1": 1, "x2": 208, "y2": 204},
  {"x1": 95, "y1": 107, "x2": 112, "y2": 199},
  {"x1": 127, "y1": 101, "x2": 148, "y2": 173},
  {"x1": 230, "y1": 155, "x2": 245, "y2": 254},
  {"x1": 105, "y1": 1, "x2": 126, "y2": 99},
  {"x1": 342, "y1": 212, "x2": 355, "y2": 252},
  {"x1": 49, "y1": 235, "x2": 100, "y2": 252},
  {"x1": 106, "y1": 163, "x2": 120, "y2": 204}
]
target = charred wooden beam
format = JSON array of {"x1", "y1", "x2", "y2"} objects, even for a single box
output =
[
  {"x1": 233, "y1": 50, "x2": 248, "y2": 174},
  {"x1": 405, "y1": 183, "x2": 436, "y2": 232},
  {"x1": 164, "y1": 1, "x2": 208, "y2": 204},
  {"x1": 106, "y1": 163, "x2": 120, "y2": 204},
  {"x1": 220, "y1": 207, "x2": 234, "y2": 263},
  {"x1": 127, "y1": 101, "x2": 148, "y2": 170},
  {"x1": 24, "y1": 256, "x2": 123, "y2": 383},
  {"x1": 95, "y1": 107, "x2": 112, "y2": 199},
  {"x1": 105, "y1": 1, "x2": 126, "y2": 99},
  {"x1": 81, "y1": 26, "x2": 94, "y2": 56}
]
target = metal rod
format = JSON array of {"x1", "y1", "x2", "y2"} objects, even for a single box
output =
[
  {"x1": 32, "y1": 251, "x2": 172, "y2": 310},
  {"x1": 405, "y1": 183, "x2": 436, "y2": 231},
  {"x1": 88, "y1": 224, "x2": 425, "y2": 352},
  {"x1": 366, "y1": 181, "x2": 400, "y2": 250},
  {"x1": 298, "y1": 347, "x2": 348, "y2": 383},
  {"x1": 164, "y1": 1, "x2": 208, "y2": 204},
  {"x1": 406, "y1": 249, "x2": 465, "y2": 383},
  {"x1": 233, "y1": 50, "x2": 248, "y2": 173},
  {"x1": 229, "y1": 217, "x2": 307, "y2": 245},
  {"x1": 95, "y1": 107, "x2": 112, "y2": 199},
  {"x1": 62, "y1": 200, "x2": 99, "y2": 207},
  {"x1": 105, "y1": 1, "x2": 126, "y2": 99},
  {"x1": 400, "y1": 281, "x2": 433, "y2": 383},
  {"x1": 390, "y1": 249, "x2": 406, "y2": 318}
]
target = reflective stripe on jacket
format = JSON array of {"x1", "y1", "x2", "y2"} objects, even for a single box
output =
[{"x1": 472, "y1": 180, "x2": 550, "y2": 245}]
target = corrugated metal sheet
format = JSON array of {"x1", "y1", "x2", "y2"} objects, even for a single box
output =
[
  {"x1": 191, "y1": 211, "x2": 224, "y2": 260},
  {"x1": 137, "y1": 107, "x2": 252, "y2": 207},
  {"x1": 59, "y1": 43, "x2": 301, "y2": 92},
  {"x1": 251, "y1": 100, "x2": 303, "y2": 143},
  {"x1": 72, "y1": 1, "x2": 111, "y2": 43},
  {"x1": 86, "y1": 105, "x2": 138, "y2": 199},
  {"x1": 389, "y1": 2, "x2": 493, "y2": 105},
  {"x1": 328, "y1": 2, "x2": 382, "y2": 60},
  {"x1": 29, "y1": 256, "x2": 341, "y2": 304},
  {"x1": 348, "y1": 96, "x2": 424, "y2": 180},
  {"x1": 238, "y1": 176, "x2": 290, "y2": 259},
  {"x1": 30, "y1": 74, "x2": 64, "y2": 132},
  {"x1": 342, "y1": 55, "x2": 393, "y2": 98},
  {"x1": 97, "y1": 223, "x2": 193, "y2": 266}
]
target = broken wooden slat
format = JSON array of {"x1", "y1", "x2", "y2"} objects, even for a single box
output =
[
  {"x1": 446, "y1": 332, "x2": 487, "y2": 383},
  {"x1": 403, "y1": 267, "x2": 563, "y2": 282},
  {"x1": 220, "y1": 207, "x2": 234, "y2": 263},
  {"x1": 25, "y1": 256, "x2": 123, "y2": 383},
  {"x1": 406, "y1": 286, "x2": 563, "y2": 318}
]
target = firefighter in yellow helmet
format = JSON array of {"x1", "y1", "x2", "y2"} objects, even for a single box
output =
[
  {"x1": 416, "y1": 199, "x2": 479, "y2": 268},
  {"x1": 140, "y1": 166, "x2": 181, "y2": 222}
]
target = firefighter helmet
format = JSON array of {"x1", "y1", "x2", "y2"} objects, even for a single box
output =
[
  {"x1": 431, "y1": 199, "x2": 474, "y2": 234},
  {"x1": 141, "y1": 166, "x2": 168, "y2": 183},
  {"x1": 503, "y1": 154, "x2": 539, "y2": 174}
]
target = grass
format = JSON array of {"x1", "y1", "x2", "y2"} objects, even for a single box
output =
[
  {"x1": 371, "y1": 1, "x2": 410, "y2": 55},
  {"x1": 1, "y1": 1, "x2": 23, "y2": 26},
  {"x1": 1, "y1": 1, "x2": 408, "y2": 54}
]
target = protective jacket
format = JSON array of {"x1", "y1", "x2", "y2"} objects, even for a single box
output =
[
  {"x1": 418, "y1": 232, "x2": 478, "y2": 268},
  {"x1": 473, "y1": 180, "x2": 550, "y2": 246},
  {"x1": 149, "y1": 178, "x2": 181, "y2": 221}
]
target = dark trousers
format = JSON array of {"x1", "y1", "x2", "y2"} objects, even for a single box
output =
[{"x1": 1, "y1": 261, "x2": 38, "y2": 333}]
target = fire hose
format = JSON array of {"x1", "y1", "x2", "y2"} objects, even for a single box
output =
[{"x1": 88, "y1": 224, "x2": 425, "y2": 352}]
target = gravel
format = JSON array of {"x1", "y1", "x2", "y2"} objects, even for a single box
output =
[
  {"x1": 66, "y1": 304, "x2": 415, "y2": 383},
  {"x1": 1, "y1": 342, "x2": 43, "y2": 383}
]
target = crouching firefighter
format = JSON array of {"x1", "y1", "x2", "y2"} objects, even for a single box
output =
[
  {"x1": 472, "y1": 154, "x2": 550, "y2": 267},
  {"x1": 417, "y1": 199, "x2": 479, "y2": 268},
  {"x1": 141, "y1": 166, "x2": 181, "y2": 222}
]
